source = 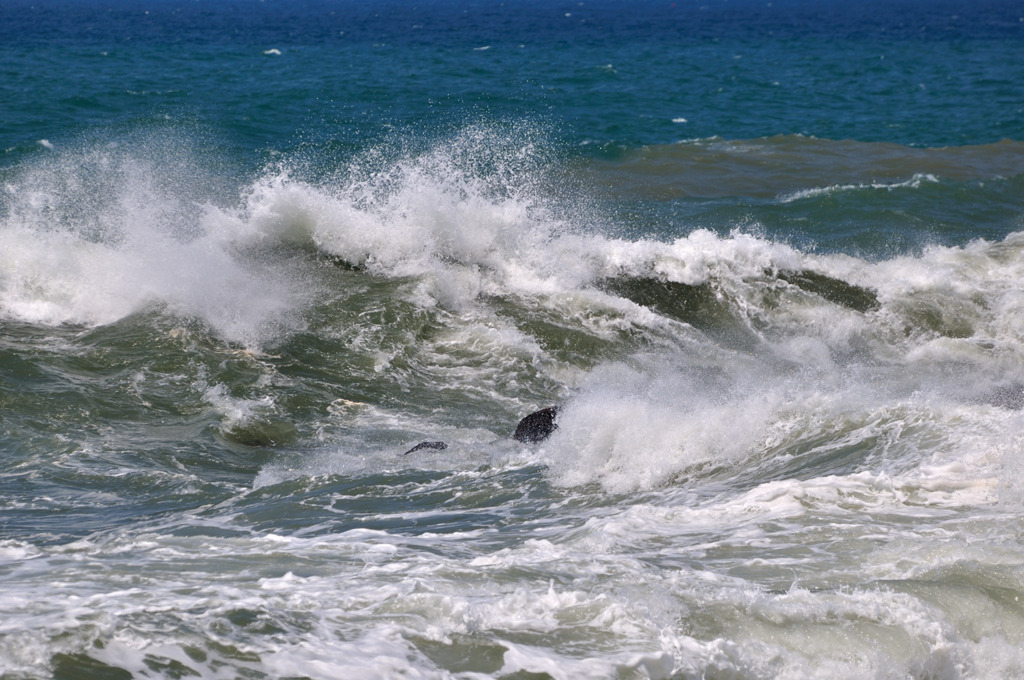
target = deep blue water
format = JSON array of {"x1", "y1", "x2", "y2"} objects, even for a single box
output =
[{"x1": 3, "y1": 0, "x2": 1022, "y2": 163}]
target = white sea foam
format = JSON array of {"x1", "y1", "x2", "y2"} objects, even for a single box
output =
[
  {"x1": 777, "y1": 172, "x2": 940, "y2": 202},
  {"x1": 6, "y1": 130, "x2": 1021, "y2": 370},
  {"x1": 203, "y1": 382, "x2": 276, "y2": 431},
  {"x1": 194, "y1": 132, "x2": 1024, "y2": 505},
  {"x1": 0, "y1": 539, "x2": 43, "y2": 562},
  {"x1": 6, "y1": 467, "x2": 1024, "y2": 680},
  {"x1": 0, "y1": 138, "x2": 310, "y2": 347},
  {"x1": 5, "y1": 129, "x2": 1024, "y2": 505},
  {"x1": 542, "y1": 357, "x2": 1024, "y2": 496}
]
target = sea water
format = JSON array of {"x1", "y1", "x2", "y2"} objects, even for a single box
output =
[{"x1": 2, "y1": 1, "x2": 1024, "y2": 678}]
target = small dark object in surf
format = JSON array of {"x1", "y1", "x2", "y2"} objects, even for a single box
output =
[
  {"x1": 399, "y1": 407, "x2": 560, "y2": 454},
  {"x1": 402, "y1": 441, "x2": 448, "y2": 456},
  {"x1": 513, "y1": 406, "x2": 559, "y2": 443}
]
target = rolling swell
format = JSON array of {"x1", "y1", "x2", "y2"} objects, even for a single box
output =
[
  {"x1": 587, "y1": 137, "x2": 1024, "y2": 202},
  {"x1": 4, "y1": 137, "x2": 1024, "y2": 678},
  {"x1": 584, "y1": 136, "x2": 1024, "y2": 252},
  {"x1": 4, "y1": 130, "x2": 1024, "y2": 411},
  {"x1": 4, "y1": 0, "x2": 1024, "y2": 673}
]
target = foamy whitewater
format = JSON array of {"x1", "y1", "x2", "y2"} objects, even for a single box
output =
[{"x1": 2, "y1": 1, "x2": 1024, "y2": 678}]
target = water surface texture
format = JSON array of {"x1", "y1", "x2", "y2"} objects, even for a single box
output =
[{"x1": 2, "y1": 1, "x2": 1024, "y2": 678}]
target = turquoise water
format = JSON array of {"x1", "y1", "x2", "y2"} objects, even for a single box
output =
[{"x1": 3, "y1": 1, "x2": 1024, "y2": 678}]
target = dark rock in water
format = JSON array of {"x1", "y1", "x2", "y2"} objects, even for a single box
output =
[
  {"x1": 513, "y1": 406, "x2": 559, "y2": 443},
  {"x1": 222, "y1": 419, "x2": 298, "y2": 447},
  {"x1": 324, "y1": 254, "x2": 366, "y2": 272},
  {"x1": 776, "y1": 269, "x2": 879, "y2": 313},
  {"x1": 599, "y1": 276, "x2": 722, "y2": 327},
  {"x1": 399, "y1": 408, "x2": 559, "y2": 454},
  {"x1": 402, "y1": 441, "x2": 448, "y2": 455}
]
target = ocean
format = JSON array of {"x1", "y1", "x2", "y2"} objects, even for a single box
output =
[{"x1": 2, "y1": 0, "x2": 1024, "y2": 677}]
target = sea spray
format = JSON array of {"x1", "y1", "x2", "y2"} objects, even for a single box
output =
[
  {"x1": 2, "y1": 98, "x2": 1024, "y2": 680},
  {"x1": 0, "y1": 136, "x2": 313, "y2": 347}
]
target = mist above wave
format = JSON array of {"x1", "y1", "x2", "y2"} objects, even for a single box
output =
[
  {"x1": 4, "y1": 129, "x2": 1024, "y2": 496},
  {"x1": 0, "y1": 135, "x2": 312, "y2": 348}
]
